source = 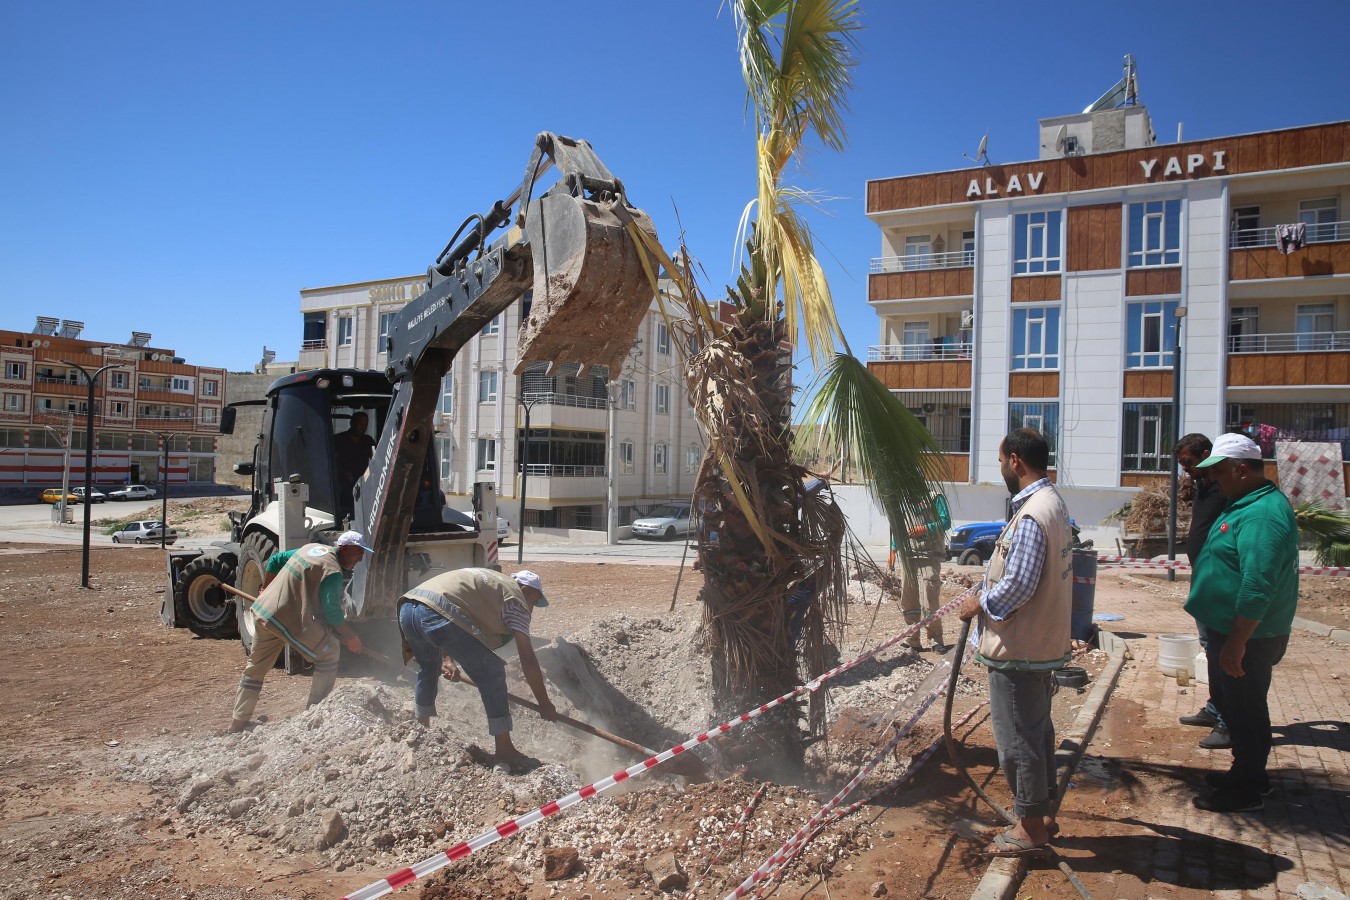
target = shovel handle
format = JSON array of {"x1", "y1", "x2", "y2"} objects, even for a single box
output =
[{"x1": 221, "y1": 583, "x2": 257, "y2": 603}]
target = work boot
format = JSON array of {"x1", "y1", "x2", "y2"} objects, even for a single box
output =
[
  {"x1": 1204, "y1": 771, "x2": 1272, "y2": 797},
  {"x1": 1193, "y1": 788, "x2": 1263, "y2": 813},
  {"x1": 1179, "y1": 708, "x2": 1219, "y2": 728},
  {"x1": 1198, "y1": 726, "x2": 1232, "y2": 750}
]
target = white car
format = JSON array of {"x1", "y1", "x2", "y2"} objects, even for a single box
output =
[
  {"x1": 630, "y1": 503, "x2": 693, "y2": 540},
  {"x1": 111, "y1": 520, "x2": 178, "y2": 545},
  {"x1": 109, "y1": 484, "x2": 157, "y2": 501},
  {"x1": 72, "y1": 487, "x2": 106, "y2": 503}
]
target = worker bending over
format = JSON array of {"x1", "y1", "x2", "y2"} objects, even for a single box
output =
[
  {"x1": 398, "y1": 568, "x2": 557, "y2": 773},
  {"x1": 229, "y1": 531, "x2": 371, "y2": 733}
]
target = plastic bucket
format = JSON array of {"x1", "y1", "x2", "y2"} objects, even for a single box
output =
[
  {"x1": 1071, "y1": 549, "x2": 1097, "y2": 642},
  {"x1": 1194, "y1": 650, "x2": 1209, "y2": 685},
  {"x1": 1158, "y1": 633, "x2": 1200, "y2": 677}
]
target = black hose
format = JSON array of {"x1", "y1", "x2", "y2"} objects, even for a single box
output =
[{"x1": 943, "y1": 617, "x2": 1093, "y2": 900}]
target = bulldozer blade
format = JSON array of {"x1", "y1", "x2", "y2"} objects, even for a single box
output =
[{"x1": 514, "y1": 191, "x2": 659, "y2": 378}]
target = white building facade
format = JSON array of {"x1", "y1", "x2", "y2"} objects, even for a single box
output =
[
  {"x1": 865, "y1": 108, "x2": 1350, "y2": 531},
  {"x1": 297, "y1": 276, "x2": 701, "y2": 530}
]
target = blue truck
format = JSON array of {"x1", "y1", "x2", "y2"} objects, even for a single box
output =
[{"x1": 948, "y1": 518, "x2": 1088, "y2": 566}]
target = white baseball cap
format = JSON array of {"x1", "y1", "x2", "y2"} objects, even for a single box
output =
[
  {"x1": 335, "y1": 531, "x2": 375, "y2": 553},
  {"x1": 511, "y1": 569, "x2": 548, "y2": 606},
  {"x1": 1196, "y1": 433, "x2": 1263, "y2": 468}
]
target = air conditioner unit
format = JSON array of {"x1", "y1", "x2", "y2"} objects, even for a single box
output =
[{"x1": 960, "y1": 309, "x2": 974, "y2": 329}]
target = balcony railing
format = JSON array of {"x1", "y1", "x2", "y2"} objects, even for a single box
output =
[
  {"x1": 869, "y1": 249, "x2": 975, "y2": 273},
  {"x1": 1228, "y1": 330, "x2": 1350, "y2": 353},
  {"x1": 520, "y1": 391, "x2": 608, "y2": 410},
  {"x1": 1229, "y1": 219, "x2": 1349, "y2": 248},
  {"x1": 301, "y1": 339, "x2": 326, "y2": 351},
  {"x1": 868, "y1": 340, "x2": 974, "y2": 362},
  {"x1": 522, "y1": 464, "x2": 604, "y2": 477}
]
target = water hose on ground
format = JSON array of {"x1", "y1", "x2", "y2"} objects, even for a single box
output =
[{"x1": 944, "y1": 618, "x2": 1093, "y2": 900}]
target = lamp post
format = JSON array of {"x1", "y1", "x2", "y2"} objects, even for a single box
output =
[
  {"x1": 64, "y1": 360, "x2": 123, "y2": 588},
  {"x1": 157, "y1": 431, "x2": 186, "y2": 549},
  {"x1": 1166, "y1": 307, "x2": 1188, "y2": 583},
  {"x1": 517, "y1": 394, "x2": 544, "y2": 564}
]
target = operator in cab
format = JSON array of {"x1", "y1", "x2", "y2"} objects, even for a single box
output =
[{"x1": 228, "y1": 531, "x2": 372, "y2": 733}]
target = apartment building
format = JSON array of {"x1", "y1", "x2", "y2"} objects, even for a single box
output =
[
  {"x1": 297, "y1": 277, "x2": 700, "y2": 529},
  {"x1": 865, "y1": 105, "x2": 1350, "y2": 523},
  {"x1": 0, "y1": 318, "x2": 225, "y2": 488}
]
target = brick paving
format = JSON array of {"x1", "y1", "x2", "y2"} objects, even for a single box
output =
[{"x1": 1019, "y1": 569, "x2": 1350, "y2": 899}]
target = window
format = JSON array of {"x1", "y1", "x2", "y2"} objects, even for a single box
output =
[
  {"x1": 139, "y1": 376, "x2": 153, "y2": 390},
  {"x1": 1231, "y1": 205, "x2": 1261, "y2": 247},
  {"x1": 201, "y1": 408, "x2": 218, "y2": 424},
  {"x1": 686, "y1": 443, "x2": 701, "y2": 474},
  {"x1": 437, "y1": 436, "x2": 453, "y2": 481},
  {"x1": 111, "y1": 401, "x2": 127, "y2": 418},
  {"x1": 903, "y1": 234, "x2": 933, "y2": 271},
  {"x1": 621, "y1": 379, "x2": 636, "y2": 410},
  {"x1": 1008, "y1": 402, "x2": 1058, "y2": 467},
  {"x1": 656, "y1": 322, "x2": 671, "y2": 355},
  {"x1": 1228, "y1": 307, "x2": 1259, "y2": 352},
  {"x1": 337, "y1": 316, "x2": 354, "y2": 346},
  {"x1": 379, "y1": 312, "x2": 396, "y2": 343},
  {"x1": 1122, "y1": 402, "x2": 1175, "y2": 472},
  {"x1": 477, "y1": 370, "x2": 498, "y2": 403},
  {"x1": 653, "y1": 442, "x2": 668, "y2": 475},
  {"x1": 475, "y1": 438, "x2": 496, "y2": 472},
  {"x1": 1011, "y1": 307, "x2": 1061, "y2": 370},
  {"x1": 961, "y1": 230, "x2": 976, "y2": 266},
  {"x1": 1296, "y1": 303, "x2": 1335, "y2": 351},
  {"x1": 1126, "y1": 300, "x2": 1180, "y2": 368},
  {"x1": 1127, "y1": 199, "x2": 1181, "y2": 268},
  {"x1": 4, "y1": 394, "x2": 23, "y2": 412},
  {"x1": 655, "y1": 383, "x2": 670, "y2": 414},
  {"x1": 202, "y1": 380, "x2": 218, "y2": 397},
  {"x1": 480, "y1": 315, "x2": 500, "y2": 337},
  {"x1": 171, "y1": 377, "x2": 192, "y2": 392},
  {"x1": 901, "y1": 322, "x2": 930, "y2": 361},
  {"x1": 4, "y1": 361, "x2": 25, "y2": 380},
  {"x1": 109, "y1": 370, "x2": 128, "y2": 389},
  {"x1": 439, "y1": 373, "x2": 455, "y2": 415},
  {"x1": 1299, "y1": 197, "x2": 1340, "y2": 242},
  {"x1": 619, "y1": 439, "x2": 634, "y2": 474},
  {"x1": 1013, "y1": 210, "x2": 1062, "y2": 274}
]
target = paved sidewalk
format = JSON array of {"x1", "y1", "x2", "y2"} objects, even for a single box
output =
[{"x1": 1022, "y1": 570, "x2": 1350, "y2": 899}]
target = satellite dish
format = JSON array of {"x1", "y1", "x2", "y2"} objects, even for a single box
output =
[
  {"x1": 963, "y1": 131, "x2": 992, "y2": 167},
  {"x1": 1055, "y1": 124, "x2": 1068, "y2": 153}
]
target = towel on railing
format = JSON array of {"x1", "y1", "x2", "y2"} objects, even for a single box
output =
[{"x1": 1275, "y1": 222, "x2": 1306, "y2": 254}]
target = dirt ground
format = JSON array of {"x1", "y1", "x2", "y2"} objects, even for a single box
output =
[{"x1": 0, "y1": 545, "x2": 1340, "y2": 900}]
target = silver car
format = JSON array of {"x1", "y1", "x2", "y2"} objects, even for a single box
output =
[
  {"x1": 111, "y1": 520, "x2": 178, "y2": 545},
  {"x1": 630, "y1": 504, "x2": 693, "y2": 540}
]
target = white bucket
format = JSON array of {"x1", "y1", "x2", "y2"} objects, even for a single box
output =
[{"x1": 1158, "y1": 633, "x2": 1200, "y2": 677}]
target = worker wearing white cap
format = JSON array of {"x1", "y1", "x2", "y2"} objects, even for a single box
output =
[
  {"x1": 228, "y1": 531, "x2": 372, "y2": 733},
  {"x1": 398, "y1": 567, "x2": 557, "y2": 773}
]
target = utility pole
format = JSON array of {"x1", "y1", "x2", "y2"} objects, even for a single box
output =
[
  {"x1": 1166, "y1": 307, "x2": 1188, "y2": 583},
  {"x1": 607, "y1": 381, "x2": 619, "y2": 545},
  {"x1": 516, "y1": 394, "x2": 543, "y2": 565},
  {"x1": 64, "y1": 360, "x2": 123, "y2": 588},
  {"x1": 157, "y1": 432, "x2": 183, "y2": 549}
]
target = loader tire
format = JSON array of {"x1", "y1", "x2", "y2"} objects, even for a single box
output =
[
  {"x1": 235, "y1": 532, "x2": 277, "y2": 657},
  {"x1": 174, "y1": 554, "x2": 239, "y2": 640}
]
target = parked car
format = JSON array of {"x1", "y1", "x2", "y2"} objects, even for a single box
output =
[
  {"x1": 108, "y1": 484, "x2": 157, "y2": 501},
  {"x1": 72, "y1": 487, "x2": 106, "y2": 503},
  {"x1": 630, "y1": 503, "x2": 693, "y2": 540},
  {"x1": 38, "y1": 488, "x2": 79, "y2": 504},
  {"x1": 497, "y1": 516, "x2": 510, "y2": 542},
  {"x1": 111, "y1": 520, "x2": 178, "y2": 545}
]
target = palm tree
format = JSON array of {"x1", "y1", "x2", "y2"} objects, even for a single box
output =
[{"x1": 626, "y1": 0, "x2": 945, "y2": 771}]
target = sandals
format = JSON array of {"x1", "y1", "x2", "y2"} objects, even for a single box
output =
[{"x1": 984, "y1": 831, "x2": 1052, "y2": 858}]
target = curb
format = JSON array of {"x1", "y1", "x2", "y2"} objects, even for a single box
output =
[{"x1": 968, "y1": 629, "x2": 1130, "y2": 900}]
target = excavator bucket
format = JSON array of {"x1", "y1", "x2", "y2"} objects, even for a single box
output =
[{"x1": 514, "y1": 190, "x2": 659, "y2": 378}]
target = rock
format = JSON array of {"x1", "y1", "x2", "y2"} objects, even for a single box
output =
[
  {"x1": 176, "y1": 777, "x2": 214, "y2": 812},
  {"x1": 226, "y1": 797, "x2": 257, "y2": 819},
  {"x1": 543, "y1": 846, "x2": 580, "y2": 881},
  {"x1": 1297, "y1": 884, "x2": 1350, "y2": 900},
  {"x1": 644, "y1": 851, "x2": 686, "y2": 892},
  {"x1": 286, "y1": 798, "x2": 305, "y2": 818},
  {"x1": 317, "y1": 810, "x2": 347, "y2": 849},
  {"x1": 870, "y1": 882, "x2": 888, "y2": 897}
]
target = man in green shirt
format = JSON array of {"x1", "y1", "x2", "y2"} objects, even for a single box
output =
[{"x1": 1183, "y1": 434, "x2": 1298, "y2": 813}]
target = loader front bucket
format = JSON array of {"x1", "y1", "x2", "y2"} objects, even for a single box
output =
[{"x1": 514, "y1": 191, "x2": 659, "y2": 377}]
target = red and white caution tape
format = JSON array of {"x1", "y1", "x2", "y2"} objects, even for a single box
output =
[
  {"x1": 340, "y1": 588, "x2": 978, "y2": 899},
  {"x1": 1299, "y1": 565, "x2": 1350, "y2": 577},
  {"x1": 1093, "y1": 554, "x2": 1348, "y2": 577},
  {"x1": 682, "y1": 782, "x2": 771, "y2": 900},
  {"x1": 485, "y1": 539, "x2": 498, "y2": 567}
]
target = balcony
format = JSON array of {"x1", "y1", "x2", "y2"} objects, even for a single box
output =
[
  {"x1": 867, "y1": 340, "x2": 973, "y2": 391},
  {"x1": 869, "y1": 250, "x2": 974, "y2": 303},
  {"x1": 521, "y1": 391, "x2": 607, "y2": 411},
  {"x1": 1229, "y1": 221, "x2": 1350, "y2": 281},
  {"x1": 868, "y1": 340, "x2": 973, "y2": 362},
  {"x1": 516, "y1": 464, "x2": 606, "y2": 502},
  {"x1": 518, "y1": 391, "x2": 609, "y2": 429},
  {"x1": 301, "y1": 339, "x2": 327, "y2": 351},
  {"x1": 1227, "y1": 331, "x2": 1350, "y2": 388}
]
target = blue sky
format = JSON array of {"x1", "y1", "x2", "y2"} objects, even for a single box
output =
[{"x1": 3, "y1": 1, "x2": 1347, "y2": 373}]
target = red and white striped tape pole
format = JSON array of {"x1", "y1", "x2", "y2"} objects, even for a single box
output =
[
  {"x1": 340, "y1": 588, "x2": 978, "y2": 899},
  {"x1": 1092, "y1": 554, "x2": 1349, "y2": 577}
]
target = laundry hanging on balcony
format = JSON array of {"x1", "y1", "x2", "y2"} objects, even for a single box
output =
[{"x1": 1275, "y1": 222, "x2": 1306, "y2": 255}]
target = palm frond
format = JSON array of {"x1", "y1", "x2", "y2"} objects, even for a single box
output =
[{"x1": 1293, "y1": 501, "x2": 1350, "y2": 566}]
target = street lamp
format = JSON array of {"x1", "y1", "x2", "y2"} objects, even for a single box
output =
[
  {"x1": 157, "y1": 431, "x2": 187, "y2": 549},
  {"x1": 64, "y1": 360, "x2": 123, "y2": 589},
  {"x1": 1166, "y1": 307, "x2": 1188, "y2": 583},
  {"x1": 517, "y1": 394, "x2": 545, "y2": 564}
]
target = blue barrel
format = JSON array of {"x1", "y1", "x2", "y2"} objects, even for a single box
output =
[{"x1": 1071, "y1": 549, "x2": 1098, "y2": 642}]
